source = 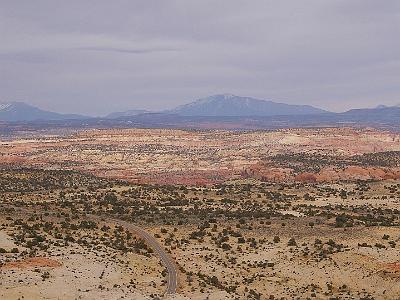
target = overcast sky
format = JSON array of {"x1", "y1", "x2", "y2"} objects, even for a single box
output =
[{"x1": 1, "y1": 0, "x2": 399, "y2": 116}]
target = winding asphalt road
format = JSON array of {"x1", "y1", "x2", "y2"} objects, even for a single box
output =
[
  {"x1": 5, "y1": 206, "x2": 178, "y2": 297},
  {"x1": 109, "y1": 218, "x2": 178, "y2": 296}
]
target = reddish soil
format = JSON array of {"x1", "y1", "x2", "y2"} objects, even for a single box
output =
[
  {"x1": 385, "y1": 262, "x2": 400, "y2": 272},
  {"x1": 0, "y1": 155, "x2": 27, "y2": 164},
  {"x1": 0, "y1": 257, "x2": 62, "y2": 270}
]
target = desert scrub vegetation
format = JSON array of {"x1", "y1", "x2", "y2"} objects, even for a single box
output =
[{"x1": 0, "y1": 167, "x2": 399, "y2": 299}]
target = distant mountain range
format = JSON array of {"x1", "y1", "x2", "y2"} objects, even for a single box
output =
[
  {"x1": 0, "y1": 101, "x2": 85, "y2": 122},
  {"x1": 1, "y1": 95, "x2": 329, "y2": 121},
  {"x1": 338, "y1": 105, "x2": 400, "y2": 123},
  {"x1": 1, "y1": 95, "x2": 399, "y2": 129}
]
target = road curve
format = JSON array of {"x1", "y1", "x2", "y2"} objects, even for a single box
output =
[
  {"x1": 6, "y1": 206, "x2": 178, "y2": 297},
  {"x1": 93, "y1": 216, "x2": 178, "y2": 296},
  {"x1": 111, "y1": 218, "x2": 178, "y2": 295}
]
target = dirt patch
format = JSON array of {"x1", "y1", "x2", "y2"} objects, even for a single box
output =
[
  {"x1": 0, "y1": 257, "x2": 62, "y2": 270},
  {"x1": 0, "y1": 231, "x2": 18, "y2": 250},
  {"x1": 385, "y1": 262, "x2": 400, "y2": 272}
]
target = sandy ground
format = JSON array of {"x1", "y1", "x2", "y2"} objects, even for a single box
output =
[{"x1": 0, "y1": 231, "x2": 164, "y2": 300}]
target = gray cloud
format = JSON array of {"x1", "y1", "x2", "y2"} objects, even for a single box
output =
[{"x1": 0, "y1": 0, "x2": 399, "y2": 115}]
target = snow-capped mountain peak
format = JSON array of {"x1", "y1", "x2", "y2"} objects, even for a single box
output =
[{"x1": 168, "y1": 94, "x2": 328, "y2": 117}]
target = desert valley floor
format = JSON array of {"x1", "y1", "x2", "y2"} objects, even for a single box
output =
[{"x1": 0, "y1": 127, "x2": 399, "y2": 299}]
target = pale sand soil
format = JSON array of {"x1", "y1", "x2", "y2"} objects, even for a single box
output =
[
  {"x1": 0, "y1": 233, "x2": 164, "y2": 300},
  {"x1": 163, "y1": 222, "x2": 400, "y2": 299},
  {"x1": 0, "y1": 231, "x2": 18, "y2": 251}
]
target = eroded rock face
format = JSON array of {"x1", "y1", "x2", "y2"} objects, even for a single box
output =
[
  {"x1": 250, "y1": 165, "x2": 400, "y2": 183},
  {"x1": 294, "y1": 172, "x2": 318, "y2": 182},
  {"x1": 1, "y1": 127, "x2": 399, "y2": 185}
]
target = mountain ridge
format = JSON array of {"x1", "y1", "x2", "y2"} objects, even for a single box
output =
[
  {"x1": 0, "y1": 101, "x2": 86, "y2": 122},
  {"x1": 166, "y1": 94, "x2": 328, "y2": 116},
  {"x1": 1, "y1": 95, "x2": 399, "y2": 123}
]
